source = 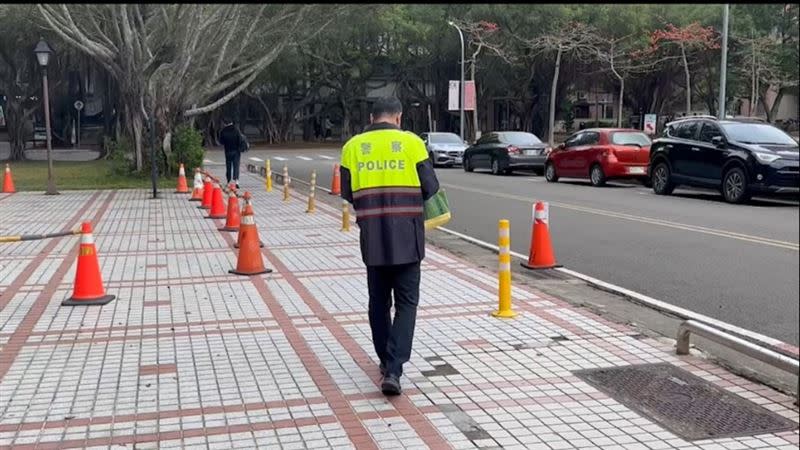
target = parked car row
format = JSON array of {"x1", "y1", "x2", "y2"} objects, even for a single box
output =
[{"x1": 421, "y1": 116, "x2": 799, "y2": 204}]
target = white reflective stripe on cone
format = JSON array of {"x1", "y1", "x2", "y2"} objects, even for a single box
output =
[
  {"x1": 81, "y1": 233, "x2": 95, "y2": 245},
  {"x1": 179, "y1": 166, "x2": 185, "y2": 176},
  {"x1": 534, "y1": 202, "x2": 549, "y2": 223},
  {"x1": 241, "y1": 215, "x2": 255, "y2": 225}
]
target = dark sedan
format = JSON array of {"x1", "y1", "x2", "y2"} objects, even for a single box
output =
[{"x1": 463, "y1": 131, "x2": 549, "y2": 175}]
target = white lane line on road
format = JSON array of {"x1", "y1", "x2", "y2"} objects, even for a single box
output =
[
  {"x1": 297, "y1": 156, "x2": 313, "y2": 161},
  {"x1": 273, "y1": 157, "x2": 288, "y2": 161},
  {"x1": 203, "y1": 159, "x2": 217, "y2": 164},
  {"x1": 248, "y1": 157, "x2": 263, "y2": 162},
  {"x1": 318, "y1": 155, "x2": 334, "y2": 160},
  {"x1": 440, "y1": 182, "x2": 799, "y2": 251}
]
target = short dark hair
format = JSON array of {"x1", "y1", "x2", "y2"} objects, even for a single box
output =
[
  {"x1": 222, "y1": 117, "x2": 233, "y2": 124},
  {"x1": 371, "y1": 97, "x2": 403, "y2": 118}
]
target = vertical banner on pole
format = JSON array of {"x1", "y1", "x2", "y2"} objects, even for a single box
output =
[
  {"x1": 448, "y1": 80, "x2": 459, "y2": 111},
  {"x1": 464, "y1": 81, "x2": 476, "y2": 111}
]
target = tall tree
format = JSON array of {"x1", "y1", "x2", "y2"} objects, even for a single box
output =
[
  {"x1": 0, "y1": 5, "x2": 66, "y2": 161},
  {"x1": 646, "y1": 22, "x2": 720, "y2": 115},
  {"x1": 515, "y1": 21, "x2": 602, "y2": 146},
  {"x1": 38, "y1": 4, "x2": 340, "y2": 171}
]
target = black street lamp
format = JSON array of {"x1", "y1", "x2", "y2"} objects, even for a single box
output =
[{"x1": 34, "y1": 38, "x2": 58, "y2": 195}]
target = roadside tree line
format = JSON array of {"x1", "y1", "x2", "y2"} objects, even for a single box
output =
[{"x1": 0, "y1": 3, "x2": 797, "y2": 171}]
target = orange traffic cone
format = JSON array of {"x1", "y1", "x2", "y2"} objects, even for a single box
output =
[
  {"x1": 206, "y1": 183, "x2": 227, "y2": 219},
  {"x1": 198, "y1": 176, "x2": 213, "y2": 209},
  {"x1": 2, "y1": 164, "x2": 15, "y2": 193},
  {"x1": 62, "y1": 222, "x2": 115, "y2": 306},
  {"x1": 189, "y1": 169, "x2": 204, "y2": 201},
  {"x1": 521, "y1": 202, "x2": 561, "y2": 270},
  {"x1": 234, "y1": 192, "x2": 265, "y2": 249},
  {"x1": 219, "y1": 188, "x2": 241, "y2": 232},
  {"x1": 329, "y1": 163, "x2": 341, "y2": 196},
  {"x1": 175, "y1": 163, "x2": 190, "y2": 193},
  {"x1": 230, "y1": 199, "x2": 272, "y2": 276}
]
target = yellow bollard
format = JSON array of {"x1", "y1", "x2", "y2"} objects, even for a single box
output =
[
  {"x1": 492, "y1": 219, "x2": 517, "y2": 318},
  {"x1": 306, "y1": 170, "x2": 317, "y2": 213},
  {"x1": 341, "y1": 200, "x2": 351, "y2": 232},
  {"x1": 282, "y1": 165, "x2": 290, "y2": 202},
  {"x1": 265, "y1": 159, "x2": 272, "y2": 192}
]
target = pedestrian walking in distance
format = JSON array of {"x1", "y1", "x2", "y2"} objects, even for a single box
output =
[
  {"x1": 340, "y1": 97, "x2": 442, "y2": 396},
  {"x1": 219, "y1": 117, "x2": 248, "y2": 189}
]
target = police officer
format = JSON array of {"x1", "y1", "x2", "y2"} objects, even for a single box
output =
[{"x1": 340, "y1": 97, "x2": 440, "y2": 396}]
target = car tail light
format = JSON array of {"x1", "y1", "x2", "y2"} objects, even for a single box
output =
[{"x1": 507, "y1": 145, "x2": 520, "y2": 155}]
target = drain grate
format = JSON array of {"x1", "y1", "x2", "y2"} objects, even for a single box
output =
[{"x1": 574, "y1": 363, "x2": 798, "y2": 440}]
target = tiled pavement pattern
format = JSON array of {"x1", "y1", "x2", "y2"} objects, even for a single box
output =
[{"x1": 0, "y1": 177, "x2": 797, "y2": 450}]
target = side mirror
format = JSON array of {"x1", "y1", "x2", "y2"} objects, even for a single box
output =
[{"x1": 711, "y1": 136, "x2": 726, "y2": 148}]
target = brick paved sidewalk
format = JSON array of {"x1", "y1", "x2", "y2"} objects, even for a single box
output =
[{"x1": 0, "y1": 174, "x2": 797, "y2": 449}]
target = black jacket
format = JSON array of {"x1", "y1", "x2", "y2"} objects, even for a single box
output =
[
  {"x1": 219, "y1": 124, "x2": 243, "y2": 154},
  {"x1": 341, "y1": 122, "x2": 440, "y2": 267}
]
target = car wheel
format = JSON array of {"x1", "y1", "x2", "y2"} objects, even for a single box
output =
[
  {"x1": 545, "y1": 162, "x2": 559, "y2": 182},
  {"x1": 428, "y1": 152, "x2": 437, "y2": 168},
  {"x1": 491, "y1": 158, "x2": 503, "y2": 176},
  {"x1": 589, "y1": 164, "x2": 606, "y2": 187},
  {"x1": 463, "y1": 156, "x2": 474, "y2": 172},
  {"x1": 722, "y1": 167, "x2": 751, "y2": 204},
  {"x1": 651, "y1": 162, "x2": 674, "y2": 195}
]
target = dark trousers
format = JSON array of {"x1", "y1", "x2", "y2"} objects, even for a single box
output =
[
  {"x1": 366, "y1": 262, "x2": 421, "y2": 377},
  {"x1": 225, "y1": 151, "x2": 240, "y2": 184}
]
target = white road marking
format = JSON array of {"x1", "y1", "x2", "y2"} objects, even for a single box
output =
[
  {"x1": 440, "y1": 182, "x2": 799, "y2": 251},
  {"x1": 273, "y1": 157, "x2": 288, "y2": 161},
  {"x1": 248, "y1": 157, "x2": 263, "y2": 162},
  {"x1": 318, "y1": 155, "x2": 334, "y2": 160},
  {"x1": 297, "y1": 156, "x2": 312, "y2": 161},
  {"x1": 203, "y1": 159, "x2": 217, "y2": 164}
]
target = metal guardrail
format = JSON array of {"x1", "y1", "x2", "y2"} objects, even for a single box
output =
[{"x1": 677, "y1": 320, "x2": 799, "y2": 401}]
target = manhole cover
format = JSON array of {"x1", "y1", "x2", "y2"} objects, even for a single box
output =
[{"x1": 574, "y1": 363, "x2": 798, "y2": 440}]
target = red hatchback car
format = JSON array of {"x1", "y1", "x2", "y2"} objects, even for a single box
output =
[{"x1": 545, "y1": 128, "x2": 652, "y2": 186}]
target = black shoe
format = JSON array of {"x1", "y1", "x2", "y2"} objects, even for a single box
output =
[{"x1": 381, "y1": 375, "x2": 401, "y2": 396}]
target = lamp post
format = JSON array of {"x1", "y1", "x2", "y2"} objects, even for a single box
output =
[
  {"x1": 718, "y1": 4, "x2": 730, "y2": 119},
  {"x1": 34, "y1": 38, "x2": 58, "y2": 195},
  {"x1": 448, "y1": 21, "x2": 465, "y2": 142}
]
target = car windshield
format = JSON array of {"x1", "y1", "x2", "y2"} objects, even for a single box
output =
[
  {"x1": 611, "y1": 132, "x2": 651, "y2": 147},
  {"x1": 429, "y1": 133, "x2": 464, "y2": 144},
  {"x1": 720, "y1": 123, "x2": 798, "y2": 146},
  {"x1": 501, "y1": 132, "x2": 542, "y2": 145}
]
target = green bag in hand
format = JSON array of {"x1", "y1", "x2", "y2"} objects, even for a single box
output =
[{"x1": 424, "y1": 189, "x2": 451, "y2": 230}]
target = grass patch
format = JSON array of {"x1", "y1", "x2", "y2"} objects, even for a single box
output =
[{"x1": 3, "y1": 160, "x2": 175, "y2": 191}]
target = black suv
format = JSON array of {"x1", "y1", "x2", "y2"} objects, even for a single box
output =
[{"x1": 649, "y1": 117, "x2": 799, "y2": 203}]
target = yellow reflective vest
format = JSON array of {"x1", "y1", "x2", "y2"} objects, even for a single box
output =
[{"x1": 340, "y1": 122, "x2": 440, "y2": 266}]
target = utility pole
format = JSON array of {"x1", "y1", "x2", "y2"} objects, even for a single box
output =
[
  {"x1": 448, "y1": 21, "x2": 466, "y2": 142},
  {"x1": 718, "y1": 3, "x2": 730, "y2": 119}
]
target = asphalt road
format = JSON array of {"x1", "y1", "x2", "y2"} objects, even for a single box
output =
[{"x1": 220, "y1": 147, "x2": 800, "y2": 345}]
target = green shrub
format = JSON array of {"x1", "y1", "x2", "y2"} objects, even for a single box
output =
[
  {"x1": 170, "y1": 124, "x2": 204, "y2": 176},
  {"x1": 105, "y1": 136, "x2": 135, "y2": 177}
]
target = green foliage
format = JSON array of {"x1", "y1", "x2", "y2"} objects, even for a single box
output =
[
  {"x1": 170, "y1": 124, "x2": 204, "y2": 175},
  {"x1": 561, "y1": 99, "x2": 575, "y2": 133},
  {"x1": 105, "y1": 136, "x2": 135, "y2": 177}
]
